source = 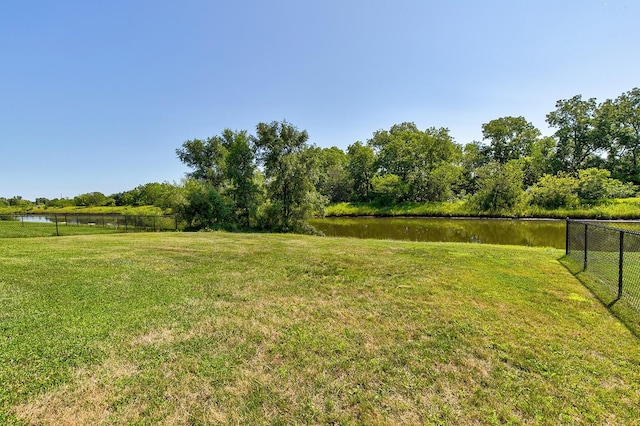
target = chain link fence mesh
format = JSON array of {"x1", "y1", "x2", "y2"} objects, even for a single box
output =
[
  {"x1": 0, "y1": 213, "x2": 178, "y2": 238},
  {"x1": 567, "y1": 219, "x2": 640, "y2": 311}
]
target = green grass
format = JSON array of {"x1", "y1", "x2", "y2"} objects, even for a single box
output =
[
  {"x1": 0, "y1": 205, "x2": 167, "y2": 216},
  {"x1": 0, "y1": 216, "x2": 179, "y2": 238},
  {"x1": 1, "y1": 232, "x2": 639, "y2": 424},
  {"x1": 0, "y1": 221, "x2": 127, "y2": 238},
  {"x1": 326, "y1": 198, "x2": 640, "y2": 219}
]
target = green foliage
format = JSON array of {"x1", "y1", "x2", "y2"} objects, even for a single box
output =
[
  {"x1": 254, "y1": 120, "x2": 327, "y2": 232},
  {"x1": 481, "y1": 116, "x2": 541, "y2": 164},
  {"x1": 370, "y1": 173, "x2": 406, "y2": 206},
  {"x1": 577, "y1": 168, "x2": 637, "y2": 201},
  {"x1": 176, "y1": 135, "x2": 228, "y2": 188},
  {"x1": 528, "y1": 173, "x2": 579, "y2": 209},
  {"x1": 45, "y1": 197, "x2": 75, "y2": 208},
  {"x1": 315, "y1": 147, "x2": 352, "y2": 203},
  {"x1": 470, "y1": 161, "x2": 525, "y2": 213},
  {"x1": 546, "y1": 95, "x2": 603, "y2": 173},
  {"x1": 113, "y1": 182, "x2": 182, "y2": 210},
  {"x1": 73, "y1": 192, "x2": 114, "y2": 207},
  {"x1": 407, "y1": 163, "x2": 463, "y2": 202},
  {"x1": 346, "y1": 141, "x2": 375, "y2": 201},
  {"x1": 599, "y1": 88, "x2": 640, "y2": 184},
  {"x1": 176, "y1": 180, "x2": 233, "y2": 230},
  {"x1": 367, "y1": 122, "x2": 462, "y2": 203},
  {"x1": 175, "y1": 129, "x2": 262, "y2": 230},
  {"x1": 224, "y1": 130, "x2": 260, "y2": 227}
]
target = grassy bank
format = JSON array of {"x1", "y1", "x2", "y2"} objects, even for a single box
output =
[
  {"x1": 326, "y1": 198, "x2": 640, "y2": 219},
  {"x1": 0, "y1": 205, "x2": 167, "y2": 216},
  {"x1": 1, "y1": 233, "x2": 639, "y2": 424}
]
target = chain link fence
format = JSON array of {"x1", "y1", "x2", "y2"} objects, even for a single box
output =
[
  {"x1": 0, "y1": 213, "x2": 178, "y2": 238},
  {"x1": 567, "y1": 219, "x2": 640, "y2": 311}
]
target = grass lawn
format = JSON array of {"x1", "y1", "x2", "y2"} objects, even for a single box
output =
[
  {"x1": 0, "y1": 221, "x2": 124, "y2": 238},
  {"x1": 1, "y1": 232, "x2": 639, "y2": 424}
]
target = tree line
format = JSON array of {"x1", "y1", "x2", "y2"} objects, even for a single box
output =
[{"x1": 3, "y1": 88, "x2": 638, "y2": 231}]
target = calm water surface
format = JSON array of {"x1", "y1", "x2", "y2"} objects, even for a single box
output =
[{"x1": 309, "y1": 217, "x2": 566, "y2": 248}]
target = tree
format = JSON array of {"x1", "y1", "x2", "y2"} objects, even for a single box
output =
[
  {"x1": 346, "y1": 141, "x2": 375, "y2": 201},
  {"x1": 577, "y1": 168, "x2": 636, "y2": 201},
  {"x1": 599, "y1": 88, "x2": 640, "y2": 184},
  {"x1": 527, "y1": 173, "x2": 579, "y2": 209},
  {"x1": 315, "y1": 147, "x2": 352, "y2": 203},
  {"x1": 176, "y1": 136, "x2": 228, "y2": 188},
  {"x1": 546, "y1": 95, "x2": 604, "y2": 173},
  {"x1": 253, "y1": 120, "x2": 326, "y2": 232},
  {"x1": 371, "y1": 173, "x2": 406, "y2": 205},
  {"x1": 176, "y1": 180, "x2": 233, "y2": 229},
  {"x1": 176, "y1": 129, "x2": 261, "y2": 228},
  {"x1": 73, "y1": 192, "x2": 113, "y2": 207},
  {"x1": 470, "y1": 161, "x2": 525, "y2": 212},
  {"x1": 460, "y1": 141, "x2": 490, "y2": 195},
  {"x1": 481, "y1": 116, "x2": 541, "y2": 164},
  {"x1": 367, "y1": 122, "x2": 461, "y2": 202},
  {"x1": 224, "y1": 130, "x2": 260, "y2": 227},
  {"x1": 8, "y1": 196, "x2": 33, "y2": 208}
]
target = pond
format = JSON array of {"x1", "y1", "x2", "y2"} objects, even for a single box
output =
[{"x1": 308, "y1": 217, "x2": 567, "y2": 248}]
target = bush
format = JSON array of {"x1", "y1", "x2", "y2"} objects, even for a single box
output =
[
  {"x1": 528, "y1": 173, "x2": 579, "y2": 209},
  {"x1": 469, "y1": 161, "x2": 525, "y2": 213},
  {"x1": 371, "y1": 174, "x2": 407, "y2": 206},
  {"x1": 578, "y1": 168, "x2": 638, "y2": 200}
]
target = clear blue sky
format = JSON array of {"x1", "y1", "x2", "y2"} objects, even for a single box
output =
[{"x1": 2, "y1": 0, "x2": 638, "y2": 200}]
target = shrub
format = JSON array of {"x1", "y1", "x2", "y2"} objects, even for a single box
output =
[
  {"x1": 578, "y1": 168, "x2": 638, "y2": 200},
  {"x1": 528, "y1": 173, "x2": 579, "y2": 209},
  {"x1": 469, "y1": 161, "x2": 525, "y2": 212}
]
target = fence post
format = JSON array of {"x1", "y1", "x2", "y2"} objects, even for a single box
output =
[
  {"x1": 583, "y1": 223, "x2": 588, "y2": 271},
  {"x1": 153, "y1": 216, "x2": 156, "y2": 232},
  {"x1": 565, "y1": 218, "x2": 570, "y2": 256},
  {"x1": 618, "y1": 231, "x2": 624, "y2": 299},
  {"x1": 175, "y1": 215, "x2": 178, "y2": 231},
  {"x1": 55, "y1": 214, "x2": 59, "y2": 236}
]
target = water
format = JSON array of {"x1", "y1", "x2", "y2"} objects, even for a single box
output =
[
  {"x1": 17, "y1": 215, "x2": 53, "y2": 223},
  {"x1": 309, "y1": 217, "x2": 567, "y2": 248}
]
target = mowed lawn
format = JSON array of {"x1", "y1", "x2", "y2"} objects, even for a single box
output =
[{"x1": 0, "y1": 233, "x2": 639, "y2": 425}]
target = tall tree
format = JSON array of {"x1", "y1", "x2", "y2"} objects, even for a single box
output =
[
  {"x1": 599, "y1": 88, "x2": 640, "y2": 183},
  {"x1": 224, "y1": 129, "x2": 260, "y2": 227},
  {"x1": 176, "y1": 129, "x2": 260, "y2": 228},
  {"x1": 546, "y1": 95, "x2": 603, "y2": 173},
  {"x1": 367, "y1": 122, "x2": 461, "y2": 202},
  {"x1": 315, "y1": 146, "x2": 352, "y2": 203},
  {"x1": 176, "y1": 136, "x2": 228, "y2": 188},
  {"x1": 346, "y1": 141, "x2": 375, "y2": 201},
  {"x1": 481, "y1": 116, "x2": 541, "y2": 164},
  {"x1": 253, "y1": 120, "x2": 325, "y2": 231}
]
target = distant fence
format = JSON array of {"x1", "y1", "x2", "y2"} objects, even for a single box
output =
[
  {"x1": 566, "y1": 219, "x2": 640, "y2": 311},
  {"x1": 0, "y1": 213, "x2": 178, "y2": 238}
]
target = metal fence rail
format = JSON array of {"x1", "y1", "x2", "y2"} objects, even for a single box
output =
[
  {"x1": 566, "y1": 219, "x2": 640, "y2": 311},
  {"x1": 0, "y1": 213, "x2": 178, "y2": 238}
]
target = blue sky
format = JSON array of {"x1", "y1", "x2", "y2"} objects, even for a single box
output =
[{"x1": 1, "y1": 0, "x2": 638, "y2": 200}]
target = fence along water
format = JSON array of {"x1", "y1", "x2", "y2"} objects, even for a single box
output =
[
  {"x1": 566, "y1": 219, "x2": 640, "y2": 311},
  {"x1": 0, "y1": 213, "x2": 178, "y2": 237}
]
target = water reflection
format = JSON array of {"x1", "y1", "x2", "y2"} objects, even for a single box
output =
[{"x1": 309, "y1": 217, "x2": 566, "y2": 248}]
